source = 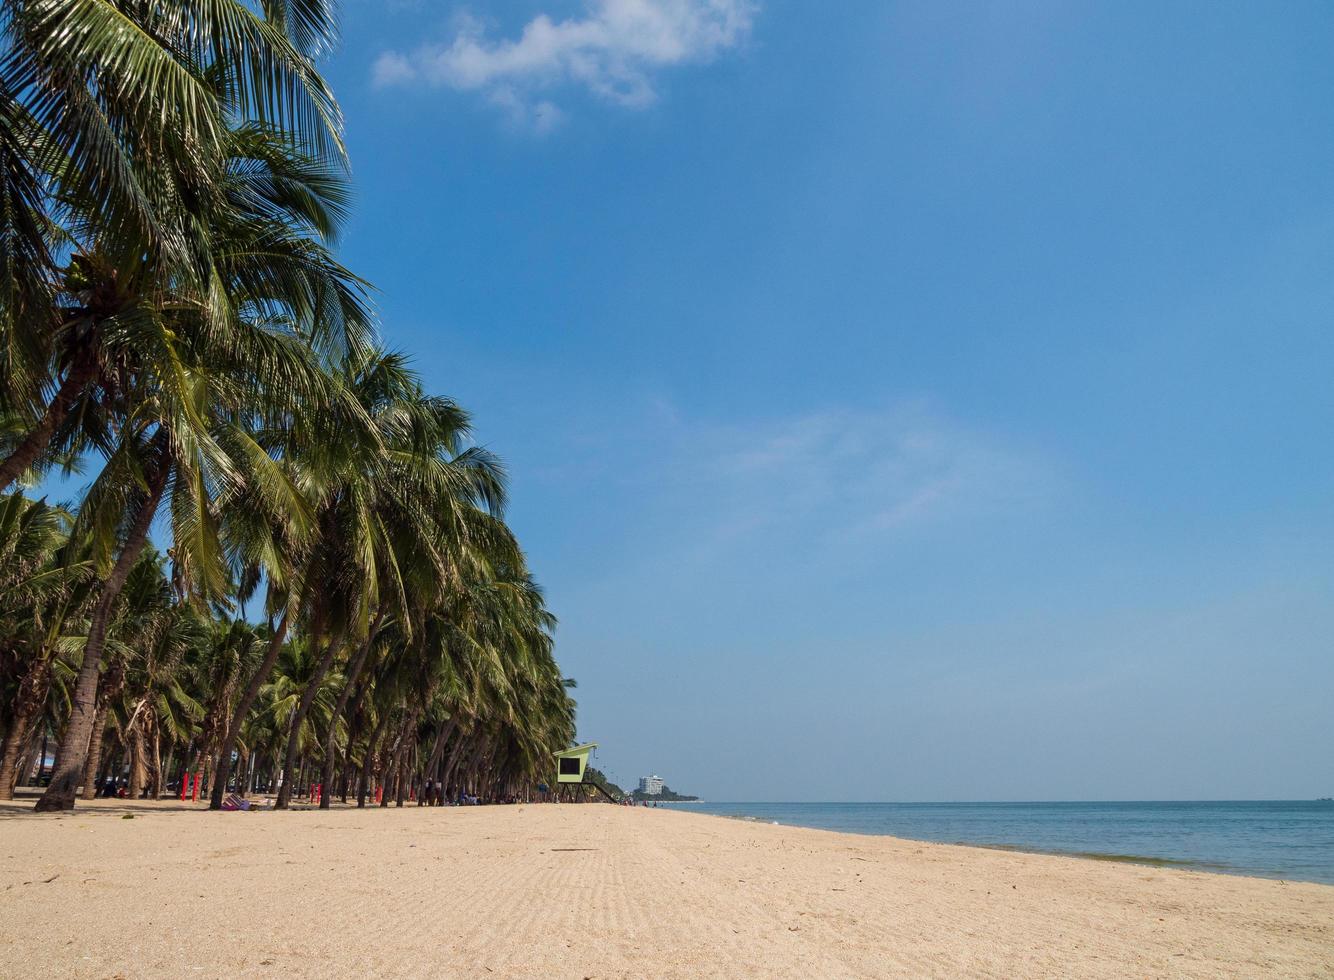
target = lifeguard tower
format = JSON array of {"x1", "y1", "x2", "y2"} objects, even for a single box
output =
[{"x1": 552, "y1": 742, "x2": 619, "y2": 802}]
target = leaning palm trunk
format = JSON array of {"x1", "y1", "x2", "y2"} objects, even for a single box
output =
[
  {"x1": 420, "y1": 720, "x2": 454, "y2": 806},
  {"x1": 0, "y1": 656, "x2": 53, "y2": 799},
  {"x1": 35, "y1": 461, "x2": 169, "y2": 812},
  {"x1": 0, "y1": 351, "x2": 99, "y2": 493},
  {"x1": 338, "y1": 668, "x2": 381, "y2": 802},
  {"x1": 393, "y1": 713, "x2": 419, "y2": 807},
  {"x1": 149, "y1": 724, "x2": 163, "y2": 798},
  {"x1": 234, "y1": 748, "x2": 249, "y2": 797},
  {"x1": 129, "y1": 726, "x2": 148, "y2": 798},
  {"x1": 208, "y1": 611, "x2": 291, "y2": 810},
  {"x1": 0, "y1": 717, "x2": 38, "y2": 798},
  {"x1": 274, "y1": 636, "x2": 344, "y2": 809},
  {"x1": 377, "y1": 726, "x2": 402, "y2": 808},
  {"x1": 439, "y1": 731, "x2": 472, "y2": 801},
  {"x1": 78, "y1": 705, "x2": 109, "y2": 800},
  {"x1": 318, "y1": 616, "x2": 382, "y2": 809},
  {"x1": 381, "y1": 715, "x2": 415, "y2": 808},
  {"x1": 459, "y1": 736, "x2": 490, "y2": 798},
  {"x1": 356, "y1": 708, "x2": 394, "y2": 807},
  {"x1": 79, "y1": 659, "x2": 126, "y2": 800}
]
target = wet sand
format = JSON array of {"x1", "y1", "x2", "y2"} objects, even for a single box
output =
[{"x1": 0, "y1": 797, "x2": 1330, "y2": 978}]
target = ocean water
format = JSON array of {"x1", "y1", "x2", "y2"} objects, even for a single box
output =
[{"x1": 657, "y1": 800, "x2": 1334, "y2": 885}]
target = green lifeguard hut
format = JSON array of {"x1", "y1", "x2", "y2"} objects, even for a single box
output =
[
  {"x1": 554, "y1": 742, "x2": 597, "y2": 784},
  {"x1": 550, "y1": 742, "x2": 619, "y2": 802}
]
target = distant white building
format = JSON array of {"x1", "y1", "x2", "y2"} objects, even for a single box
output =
[{"x1": 638, "y1": 774, "x2": 664, "y2": 796}]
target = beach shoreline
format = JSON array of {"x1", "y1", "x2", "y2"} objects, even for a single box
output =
[
  {"x1": 2, "y1": 798, "x2": 1331, "y2": 978},
  {"x1": 658, "y1": 799, "x2": 1334, "y2": 886}
]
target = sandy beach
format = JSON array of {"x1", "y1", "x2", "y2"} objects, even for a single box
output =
[{"x1": 0, "y1": 798, "x2": 1330, "y2": 978}]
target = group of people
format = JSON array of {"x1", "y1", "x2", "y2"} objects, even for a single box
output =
[{"x1": 97, "y1": 777, "x2": 129, "y2": 799}]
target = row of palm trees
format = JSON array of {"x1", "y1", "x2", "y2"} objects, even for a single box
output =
[{"x1": 0, "y1": 0, "x2": 576, "y2": 811}]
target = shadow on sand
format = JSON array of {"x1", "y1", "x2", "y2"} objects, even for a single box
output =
[{"x1": 0, "y1": 793, "x2": 226, "y2": 819}]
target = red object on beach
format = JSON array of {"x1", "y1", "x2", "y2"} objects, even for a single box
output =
[{"x1": 375, "y1": 786, "x2": 383, "y2": 804}]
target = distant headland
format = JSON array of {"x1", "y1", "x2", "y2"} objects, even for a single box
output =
[{"x1": 586, "y1": 768, "x2": 699, "y2": 803}]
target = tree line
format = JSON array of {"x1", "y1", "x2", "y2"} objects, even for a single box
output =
[{"x1": 0, "y1": 0, "x2": 576, "y2": 811}]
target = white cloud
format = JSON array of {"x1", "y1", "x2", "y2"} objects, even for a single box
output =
[{"x1": 373, "y1": 1, "x2": 757, "y2": 127}]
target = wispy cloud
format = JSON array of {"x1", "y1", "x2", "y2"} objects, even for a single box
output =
[
  {"x1": 675, "y1": 403, "x2": 1049, "y2": 546},
  {"x1": 536, "y1": 398, "x2": 1055, "y2": 566},
  {"x1": 373, "y1": 1, "x2": 757, "y2": 129}
]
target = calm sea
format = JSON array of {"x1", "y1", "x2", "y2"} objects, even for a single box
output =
[{"x1": 657, "y1": 800, "x2": 1334, "y2": 885}]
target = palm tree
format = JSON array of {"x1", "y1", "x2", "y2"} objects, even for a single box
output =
[
  {"x1": 0, "y1": 0, "x2": 348, "y2": 492},
  {"x1": 267, "y1": 348, "x2": 505, "y2": 809},
  {"x1": 0, "y1": 493, "x2": 86, "y2": 797},
  {"x1": 1, "y1": 4, "x2": 583, "y2": 820},
  {"x1": 34, "y1": 124, "x2": 370, "y2": 811},
  {"x1": 256, "y1": 635, "x2": 343, "y2": 798},
  {"x1": 184, "y1": 617, "x2": 264, "y2": 794}
]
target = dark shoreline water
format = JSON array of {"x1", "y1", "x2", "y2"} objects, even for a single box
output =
[{"x1": 657, "y1": 800, "x2": 1334, "y2": 885}]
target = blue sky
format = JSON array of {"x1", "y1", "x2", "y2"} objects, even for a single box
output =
[{"x1": 316, "y1": 0, "x2": 1334, "y2": 800}]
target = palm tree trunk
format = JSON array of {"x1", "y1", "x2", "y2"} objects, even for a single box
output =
[
  {"x1": 459, "y1": 736, "x2": 489, "y2": 797},
  {"x1": 208, "y1": 610, "x2": 291, "y2": 810},
  {"x1": 420, "y1": 720, "x2": 453, "y2": 807},
  {"x1": 338, "y1": 664, "x2": 382, "y2": 802},
  {"x1": 95, "y1": 747, "x2": 116, "y2": 797},
  {"x1": 318, "y1": 614, "x2": 383, "y2": 810},
  {"x1": 394, "y1": 717, "x2": 418, "y2": 807},
  {"x1": 0, "y1": 655, "x2": 52, "y2": 799},
  {"x1": 149, "y1": 724, "x2": 163, "y2": 798},
  {"x1": 16, "y1": 734, "x2": 39, "y2": 788},
  {"x1": 440, "y1": 731, "x2": 471, "y2": 801},
  {"x1": 129, "y1": 726, "x2": 147, "y2": 798},
  {"x1": 381, "y1": 715, "x2": 413, "y2": 808},
  {"x1": 274, "y1": 635, "x2": 345, "y2": 809},
  {"x1": 78, "y1": 705, "x2": 109, "y2": 800},
  {"x1": 378, "y1": 734, "x2": 398, "y2": 808},
  {"x1": 339, "y1": 756, "x2": 355, "y2": 802},
  {"x1": 0, "y1": 350, "x2": 97, "y2": 493},
  {"x1": 357, "y1": 708, "x2": 394, "y2": 807},
  {"x1": 35, "y1": 450, "x2": 168, "y2": 812},
  {"x1": 78, "y1": 657, "x2": 126, "y2": 800}
]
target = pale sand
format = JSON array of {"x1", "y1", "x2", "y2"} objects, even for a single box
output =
[{"x1": 1, "y1": 799, "x2": 1331, "y2": 978}]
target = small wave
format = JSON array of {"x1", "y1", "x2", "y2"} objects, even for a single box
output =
[{"x1": 979, "y1": 842, "x2": 1232, "y2": 873}]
